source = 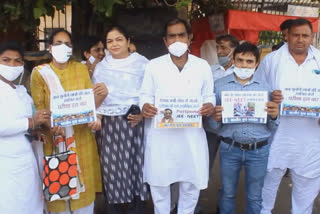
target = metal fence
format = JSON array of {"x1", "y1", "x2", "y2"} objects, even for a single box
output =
[
  {"x1": 230, "y1": 0, "x2": 319, "y2": 46},
  {"x1": 36, "y1": 5, "x2": 72, "y2": 50},
  {"x1": 232, "y1": 0, "x2": 319, "y2": 15}
]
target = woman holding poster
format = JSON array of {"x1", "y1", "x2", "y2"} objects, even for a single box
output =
[
  {"x1": 0, "y1": 41, "x2": 50, "y2": 214},
  {"x1": 31, "y1": 29, "x2": 108, "y2": 214},
  {"x1": 92, "y1": 25, "x2": 149, "y2": 213}
]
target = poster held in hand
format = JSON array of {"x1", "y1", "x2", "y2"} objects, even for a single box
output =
[
  {"x1": 222, "y1": 91, "x2": 268, "y2": 124},
  {"x1": 154, "y1": 96, "x2": 202, "y2": 128},
  {"x1": 281, "y1": 87, "x2": 320, "y2": 118},
  {"x1": 50, "y1": 89, "x2": 96, "y2": 127}
]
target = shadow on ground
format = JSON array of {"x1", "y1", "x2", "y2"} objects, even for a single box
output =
[{"x1": 95, "y1": 152, "x2": 320, "y2": 214}]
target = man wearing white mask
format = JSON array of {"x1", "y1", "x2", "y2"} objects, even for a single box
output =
[
  {"x1": 140, "y1": 18, "x2": 214, "y2": 214},
  {"x1": 208, "y1": 42, "x2": 279, "y2": 214}
]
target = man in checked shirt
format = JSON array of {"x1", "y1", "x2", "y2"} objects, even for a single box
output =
[{"x1": 208, "y1": 42, "x2": 279, "y2": 214}]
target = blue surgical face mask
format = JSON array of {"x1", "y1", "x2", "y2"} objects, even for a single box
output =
[{"x1": 218, "y1": 49, "x2": 233, "y2": 67}]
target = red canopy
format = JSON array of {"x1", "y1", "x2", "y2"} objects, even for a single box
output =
[
  {"x1": 191, "y1": 9, "x2": 319, "y2": 57},
  {"x1": 227, "y1": 9, "x2": 318, "y2": 32}
]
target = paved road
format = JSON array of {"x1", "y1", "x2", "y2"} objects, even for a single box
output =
[{"x1": 95, "y1": 152, "x2": 320, "y2": 214}]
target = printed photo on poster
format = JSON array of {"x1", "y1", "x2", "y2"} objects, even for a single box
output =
[
  {"x1": 154, "y1": 96, "x2": 202, "y2": 129},
  {"x1": 281, "y1": 87, "x2": 320, "y2": 117},
  {"x1": 50, "y1": 89, "x2": 96, "y2": 127},
  {"x1": 222, "y1": 91, "x2": 268, "y2": 124}
]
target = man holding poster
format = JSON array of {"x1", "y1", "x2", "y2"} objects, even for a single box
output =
[
  {"x1": 140, "y1": 18, "x2": 214, "y2": 214},
  {"x1": 209, "y1": 42, "x2": 279, "y2": 214},
  {"x1": 256, "y1": 18, "x2": 320, "y2": 214}
]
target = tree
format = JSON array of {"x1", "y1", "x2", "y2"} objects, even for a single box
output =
[{"x1": 0, "y1": 0, "x2": 125, "y2": 50}]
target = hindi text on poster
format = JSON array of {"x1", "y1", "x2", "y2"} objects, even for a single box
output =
[
  {"x1": 222, "y1": 91, "x2": 268, "y2": 124},
  {"x1": 281, "y1": 87, "x2": 320, "y2": 117},
  {"x1": 154, "y1": 96, "x2": 202, "y2": 129},
  {"x1": 50, "y1": 89, "x2": 96, "y2": 127}
]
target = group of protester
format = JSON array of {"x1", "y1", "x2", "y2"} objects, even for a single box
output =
[{"x1": 0, "y1": 16, "x2": 319, "y2": 214}]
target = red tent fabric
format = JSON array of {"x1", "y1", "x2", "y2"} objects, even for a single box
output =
[{"x1": 191, "y1": 9, "x2": 319, "y2": 56}]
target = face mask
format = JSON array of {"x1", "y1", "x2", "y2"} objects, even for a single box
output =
[
  {"x1": 168, "y1": 42, "x2": 188, "y2": 57},
  {"x1": 89, "y1": 56, "x2": 96, "y2": 64},
  {"x1": 233, "y1": 66, "x2": 255, "y2": 80},
  {"x1": 218, "y1": 49, "x2": 233, "y2": 67},
  {"x1": 51, "y1": 44, "x2": 72, "y2": 63},
  {"x1": 0, "y1": 63, "x2": 24, "y2": 81}
]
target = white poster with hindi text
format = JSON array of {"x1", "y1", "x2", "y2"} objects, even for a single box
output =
[
  {"x1": 222, "y1": 91, "x2": 268, "y2": 124},
  {"x1": 50, "y1": 89, "x2": 96, "y2": 127},
  {"x1": 281, "y1": 87, "x2": 320, "y2": 118},
  {"x1": 154, "y1": 96, "x2": 202, "y2": 129}
]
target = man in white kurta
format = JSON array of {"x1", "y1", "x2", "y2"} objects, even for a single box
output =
[
  {"x1": 256, "y1": 18, "x2": 320, "y2": 214},
  {"x1": 140, "y1": 18, "x2": 214, "y2": 214}
]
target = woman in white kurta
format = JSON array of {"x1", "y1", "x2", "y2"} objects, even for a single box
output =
[
  {"x1": 0, "y1": 41, "x2": 50, "y2": 214},
  {"x1": 92, "y1": 26, "x2": 149, "y2": 214}
]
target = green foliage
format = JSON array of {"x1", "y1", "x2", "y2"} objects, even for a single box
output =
[
  {"x1": 90, "y1": 0, "x2": 125, "y2": 18},
  {"x1": 0, "y1": 0, "x2": 70, "y2": 33},
  {"x1": 191, "y1": 0, "x2": 233, "y2": 19},
  {"x1": 176, "y1": 0, "x2": 192, "y2": 9}
]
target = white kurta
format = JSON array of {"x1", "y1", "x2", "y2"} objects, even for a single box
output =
[
  {"x1": 140, "y1": 54, "x2": 214, "y2": 189},
  {"x1": 0, "y1": 81, "x2": 43, "y2": 213},
  {"x1": 256, "y1": 44, "x2": 320, "y2": 178}
]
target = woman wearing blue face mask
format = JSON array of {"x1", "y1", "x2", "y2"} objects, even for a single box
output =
[
  {"x1": 0, "y1": 41, "x2": 51, "y2": 214},
  {"x1": 30, "y1": 29, "x2": 108, "y2": 214}
]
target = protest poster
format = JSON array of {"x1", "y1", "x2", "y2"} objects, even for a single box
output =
[
  {"x1": 154, "y1": 96, "x2": 202, "y2": 128},
  {"x1": 281, "y1": 87, "x2": 320, "y2": 117},
  {"x1": 221, "y1": 91, "x2": 268, "y2": 124},
  {"x1": 50, "y1": 89, "x2": 96, "y2": 127}
]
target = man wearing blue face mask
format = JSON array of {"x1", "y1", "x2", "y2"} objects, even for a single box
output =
[
  {"x1": 206, "y1": 35, "x2": 239, "y2": 169},
  {"x1": 212, "y1": 35, "x2": 239, "y2": 81},
  {"x1": 208, "y1": 42, "x2": 279, "y2": 214},
  {"x1": 140, "y1": 18, "x2": 214, "y2": 214},
  {"x1": 198, "y1": 34, "x2": 239, "y2": 214}
]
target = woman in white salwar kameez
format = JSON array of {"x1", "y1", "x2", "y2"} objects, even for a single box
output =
[{"x1": 0, "y1": 41, "x2": 51, "y2": 214}]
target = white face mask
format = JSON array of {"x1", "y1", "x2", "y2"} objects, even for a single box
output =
[
  {"x1": 51, "y1": 44, "x2": 72, "y2": 63},
  {"x1": 0, "y1": 63, "x2": 24, "y2": 81},
  {"x1": 89, "y1": 56, "x2": 96, "y2": 64},
  {"x1": 168, "y1": 42, "x2": 188, "y2": 57},
  {"x1": 233, "y1": 66, "x2": 255, "y2": 80}
]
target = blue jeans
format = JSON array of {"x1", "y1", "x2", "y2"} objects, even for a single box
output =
[{"x1": 219, "y1": 141, "x2": 270, "y2": 214}]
